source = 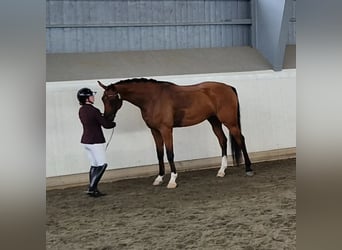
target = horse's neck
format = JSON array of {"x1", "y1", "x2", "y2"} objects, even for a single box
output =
[{"x1": 116, "y1": 83, "x2": 156, "y2": 108}]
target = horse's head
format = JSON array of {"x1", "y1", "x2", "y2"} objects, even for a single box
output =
[{"x1": 98, "y1": 81, "x2": 123, "y2": 121}]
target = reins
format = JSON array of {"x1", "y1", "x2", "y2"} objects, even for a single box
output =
[{"x1": 105, "y1": 127, "x2": 115, "y2": 151}]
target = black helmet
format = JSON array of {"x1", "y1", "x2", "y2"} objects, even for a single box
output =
[{"x1": 77, "y1": 88, "x2": 95, "y2": 105}]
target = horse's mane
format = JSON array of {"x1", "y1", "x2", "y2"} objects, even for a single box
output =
[{"x1": 114, "y1": 78, "x2": 175, "y2": 86}]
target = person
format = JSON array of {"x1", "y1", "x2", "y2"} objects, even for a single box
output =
[{"x1": 77, "y1": 87, "x2": 116, "y2": 197}]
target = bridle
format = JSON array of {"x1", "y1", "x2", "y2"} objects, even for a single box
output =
[
  {"x1": 103, "y1": 91, "x2": 121, "y2": 150},
  {"x1": 104, "y1": 92, "x2": 121, "y2": 100}
]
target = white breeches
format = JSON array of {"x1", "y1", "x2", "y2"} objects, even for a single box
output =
[{"x1": 82, "y1": 143, "x2": 107, "y2": 166}]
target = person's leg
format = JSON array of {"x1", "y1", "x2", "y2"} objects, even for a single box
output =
[
  {"x1": 88, "y1": 143, "x2": 108, "y2": 197},
  {"x1": 83, "y1": 144, "x2": 98, "y2": 194}
]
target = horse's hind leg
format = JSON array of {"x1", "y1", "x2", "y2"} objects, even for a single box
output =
[
  {"x1": 150, "y1": 129, "x2": 165, "y2": 185},
  {"x1": 228, "y1": 126, "x2": 253, "y2": 176},
  {"x1": 207, "y1": 116, "x2": 228, "y2": 177}
]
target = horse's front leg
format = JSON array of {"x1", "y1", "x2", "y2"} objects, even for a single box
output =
[
  {"x1": 151, "y1": 129, "x2": 165, "y2": 186},
  {"x1": 207, "y1": 116, "x2": 228, "y2": 177},
  {"x1": 160, "y1": 127, "x2": 178, "y2": 189}
]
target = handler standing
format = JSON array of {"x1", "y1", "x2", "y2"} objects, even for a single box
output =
[{"x1": 77, "y1": 88, "x2": 116, "y2": 197}]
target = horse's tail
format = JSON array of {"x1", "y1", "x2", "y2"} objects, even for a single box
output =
[{"x1": 229, "y1": 87, "x2": 242, "y2": 166}]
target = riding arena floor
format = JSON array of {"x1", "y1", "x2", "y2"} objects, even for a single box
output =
[{"x1": 47, "y1": 158, "x2": 296, "y2": 250}]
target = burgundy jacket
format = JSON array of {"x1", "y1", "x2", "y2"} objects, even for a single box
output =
[{"x1": 79, "y1": 104, "x2": 116, "y2": 144}]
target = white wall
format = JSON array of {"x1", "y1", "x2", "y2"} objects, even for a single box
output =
[{"x1": 46, "y1": 69, "x2": 296, "y2": 177}]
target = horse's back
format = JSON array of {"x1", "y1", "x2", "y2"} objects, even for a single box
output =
[
  {"x1": 166, "y1": 81, "x2": 234, "y2": 95},
  {"x1": 197, "y1": 81, "x2": 237, "y2": 101},
  {"x1": 165, "y1": 81, "x2": 237, "y2": 107},
  {"x1": 198, "y1": 81, "x2": 234, "y2": 91}
]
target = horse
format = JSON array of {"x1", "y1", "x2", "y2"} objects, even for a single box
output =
[{"x1": 98, "y1": 78, "x2": 253, "y2": 188}]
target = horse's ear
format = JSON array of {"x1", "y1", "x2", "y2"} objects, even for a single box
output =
[{"x1": 97, "y1": 81, "x2": 107, "y2": 90}]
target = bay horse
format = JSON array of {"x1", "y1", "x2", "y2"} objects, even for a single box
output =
[{"x1": 98, "y1": 78, "x2": 253, "y2": 188}]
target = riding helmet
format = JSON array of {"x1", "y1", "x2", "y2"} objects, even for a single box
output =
[{"x1": 77, "y1": 88, "x2": 95, "y2": 104}]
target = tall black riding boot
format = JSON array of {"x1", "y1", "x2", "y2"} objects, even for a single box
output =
[
  {"x1": 88, "y1": 164, "x2": 107, "y2": 197},
  {"x1": 94, "y1": 163, "x2": 107, "y2": 187},
  {"x1": 85, "y1": 166, "x2": 97, "y2": 194},
  {"x1": 93, "y1": 164, "x2": 107, "y2": 195}
]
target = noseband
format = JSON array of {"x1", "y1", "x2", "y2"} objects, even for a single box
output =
[
  {"x1": 103, "y1": 91, "x2": 120, "y2": 151},
  {"x1": 105, "y1": 92, "x2": 121, "y2": 100}
]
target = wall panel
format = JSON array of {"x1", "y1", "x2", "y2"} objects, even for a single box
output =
[
  {"x1": 46, "y1": 0, "x2": 254, "y2": 53},
  {"x1": 46, "y1": 69, "x2": 296, "y2": 177}
]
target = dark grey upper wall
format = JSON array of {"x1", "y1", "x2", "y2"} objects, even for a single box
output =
[
  {"x1": 46, "y1": 0, "x2": 253, "y2": 53},
  {"x1": 46, "y1": 0, "x2": 296, "y2": 71}
]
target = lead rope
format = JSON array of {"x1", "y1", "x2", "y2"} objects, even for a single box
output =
[
  {"x1": 104, "y1": 92, "x2": 120, "y2": 151},
  {"x1": 105, "y1": 127, "x2": 115, "y2": 151}
]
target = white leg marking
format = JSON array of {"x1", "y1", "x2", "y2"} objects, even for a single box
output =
[
  {"x1": 246, "y1": 171, "x2": 254, "y2": 177},
  {"x1": 153, "y1": 175, "x2": 164, "y2": 186},
  {"x1": 167, "y1": 172, "x2": 178, "y2": 189},
  {"x1": 217, "y1": 156, "x2": 228, "y2": 177}
]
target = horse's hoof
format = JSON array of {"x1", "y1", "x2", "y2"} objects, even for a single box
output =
[
  {"x1": 153, "y1": 175, "x2": 163, "y2": 186},
  {"x1": 216, "y1": 171, "x2": 225, "y2": 177},
  {"x1": 167, "y1": 182, "x2": 177, "y2": 189},
  {"x1": 246, "y1": 171, "x2": 254, "y2": 177},
  {"x1": 153, "y1": 181, "x2": 162, "y2": 186}
]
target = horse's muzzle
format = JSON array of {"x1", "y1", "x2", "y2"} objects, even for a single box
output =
[
  {"x1": 104, "y1": 113, "x2": 115, "y2": 121},
  {"x1": 108, "y1": 114, "x2": 115, "y2": 122}
]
